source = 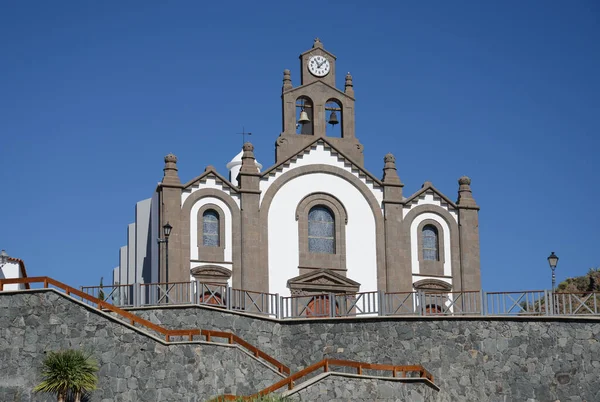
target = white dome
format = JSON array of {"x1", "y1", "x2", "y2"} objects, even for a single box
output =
[{"x1": 227, "y1": 149, "x2": 262, "y2": 183}]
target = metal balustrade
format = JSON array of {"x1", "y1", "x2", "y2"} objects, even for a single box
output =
[{"x1": 77, "y1": 281, "x2": 600, "y2": 319}]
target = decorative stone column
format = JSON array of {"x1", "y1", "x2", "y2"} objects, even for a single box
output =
[
  {"x1": 456, "y1": 176, "x2": 481, "y2": 292},
  {"x1": 237, "y1": 143, "x2": 265, "y2": 292},
  {"x1": 381, "y1": 153, "x2": 411, "y2": 293},
  {"x1": 159, "y1": 153, "x2": 184, "y2": 283}
]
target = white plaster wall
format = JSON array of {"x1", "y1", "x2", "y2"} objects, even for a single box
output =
[
  {"x1": 403, "y1": 192, "x2": 458, "y2": 222},
  {"x1": 267, "y1": 172, "x2": 378, "y2": 297},
  {"x1": 127, "y1": 223, "x2": 136, "y2": 285},
  {"x1": 260, "y1": 143, "x2": 383, "y2": 209},
  {"x1": 409, "y1": 212, "x2": 452, "y2": 277},
  {"x1": 150, "y1": 191, "x2": 159, "y2": 283},
  {"x1": 189, "y1": 197, "x2": 233, "y2": 263},
  {"x1": 135, "y1": 199, "x2": 151, "y2": 284},
  {"x1": 182, "y1": 177, "x2": 240, "y2": 208},
  {"x1": 0, "y1": 261, "x2": 23, "y2": 290},
  {"x1": 119, "y1": 246, "x2": 127, "y2": 286}
]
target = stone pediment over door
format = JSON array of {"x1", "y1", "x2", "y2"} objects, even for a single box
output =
[
  {"x1": 191, "y1": 265, "x2": 232, "y2": 285},
  {"x1": 413, "y1": 278, "x2": 452, "y2": 292},
  {"x1": 287, "y1": 269, "x2": 360, "y2": 296}
]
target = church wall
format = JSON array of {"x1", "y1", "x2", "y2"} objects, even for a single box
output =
[
  {"x1": 182, "y1": 177, "x2": 241, "y2": 208},
  {"x1": 150, "y1": 190, "x2": 159, "y2": 283},
  {"x1": 133, "y1": 304, "x2": 600, "y2": 402},
  {"x1": 127, "y1": 223, "x2": 136, "y2": 285},
  {"x1": 267, "y1": 172, "x2": 378, "y2": 297},
  {"x1": 402, "y1": 192, "x2": 457, "y2": 222},
  {"x1": 260, "y1": 143, "x2": 383, "y2": 208},
  {"x1": 134, "y1": 198, "x2": 151, "y2": 284},
  {"x1": 118, "y1": 245, "x2": 127, "y2": 286}
]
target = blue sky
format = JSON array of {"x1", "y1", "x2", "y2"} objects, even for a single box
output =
[{"x1": 1, "y1": 1, "x2": 598, "y2": 291}]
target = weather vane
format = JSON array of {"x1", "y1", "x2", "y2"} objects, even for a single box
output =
[{"x1": 236, "y1": 127, "x2": 252, "y2": 146}]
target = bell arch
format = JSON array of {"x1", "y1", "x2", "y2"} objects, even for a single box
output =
[
  {"x1": 296, "y1": 95, "x2": 314, "y2": 135},
  {"x1": 325, "y1": 98, "x2": 343, "y2": 138}
]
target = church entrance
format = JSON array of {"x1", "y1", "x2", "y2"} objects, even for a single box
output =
[
  {"x1": 200, "y1": 292, "x2": 223, "y2": 306},
  {"x1": 306, "y1": 295, "x2": 340, "y2": 317},
  {"x1": 425, "y1": 304, "x2": 443, "y2": 315}
]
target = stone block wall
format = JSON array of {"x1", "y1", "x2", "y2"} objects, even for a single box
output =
[
  {"x1": 285, "y1": 374, "x2": 436, "y2": 402},
  {"x1": 0, "y1": 290, "x2": 283, "y2": 402},
  {"x1": 133, "y1": 304, "x2": 600, "y2": 401}
]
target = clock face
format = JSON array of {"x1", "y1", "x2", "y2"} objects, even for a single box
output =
[{"x1": 308, "y1": 55, "x2": 330, "y2": 77}]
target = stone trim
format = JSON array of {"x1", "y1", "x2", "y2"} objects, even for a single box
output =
[
  {"x1": 416, "y1": 219, "x2": 445, "y2": 277},
  {"x1": 181, "y1": 189, "x2": 242, "y2": 288},
  {"x1": 260, "y1": 164, "x2": 387, "y2": 291},
  {"x1": 296, "y1": 193, "x2": 347, "y2": 272},
  {"x1": 196, "y1": 204, "x2": 226, "y2": 262},
  {"x1": 403, "y1": 204, "x2": 462, "y2": 291}
]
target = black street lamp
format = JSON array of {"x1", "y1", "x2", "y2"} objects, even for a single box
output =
[
  {"x1": 158, "y1": 223, "x2": 173, "y2": 280},
  {"x1": 548, "y1": 252, "x2": 559, "y2": 292}
]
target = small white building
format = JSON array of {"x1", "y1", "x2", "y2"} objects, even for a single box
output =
[{"x1": 0, "y1": 250, "x2": 28, "y2": 291}]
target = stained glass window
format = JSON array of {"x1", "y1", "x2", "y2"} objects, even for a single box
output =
[
  {"x1": 203, "y1": 210, "x2": 220, "y2": 247},
  {"x1": 422, "y1": 225, "x2": 438, "y2": 261},
  {"x1": 308, "y1": 206, "x2": 335, "y2": 254}
]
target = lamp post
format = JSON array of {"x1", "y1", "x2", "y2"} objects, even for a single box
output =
[
  {"x1": 158, "y1": 223, "x2": 173, "y2": 280},
  {"x1": 548, "y1": 252, "x2": 559, "y2": 292}
]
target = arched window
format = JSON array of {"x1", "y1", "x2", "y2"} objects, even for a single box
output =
[
  {"x1": 308, "y1": 206, "x2": 335, "y2": 254},
  {"x1": 422, "y1": 225, "x2": 439, "y2": 261},
  {"x1": 202, "y1": 210, "x2": 220, "y2": 247}
]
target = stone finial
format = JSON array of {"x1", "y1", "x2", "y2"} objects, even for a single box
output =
[
  {"x1": 282, "y1": 69, "x2": 292, "y2": 92},
  {"x1": 345, "y1": 72, "x2": 354, "y2": 96},
  {"x1": 313, "y1": 37, "x2": 323, "y2": 48},
  {"x1": 243, "y1": 142, "x2": 254, "y2": 153},
  {"x1": 422, "y1": 181, "x2": 433, "y2": 188},
  {"x1": 382, "y1": 152, "x2": 402, "y2": 185},
  {"x1": 240, "y1": 142, "x2": 259, "y2": 173},
  {"x1": 458, "y1": 176, "x2": 471, "y2": 186},
  {"x1": 162, "y1": 153, "x2": 180, "y2": 184},
  {"x1": 457, "y1": 176, "x2": 478, "y2": 208},
  {"x1": 164, "y1": 153, "x2": 177, "y2": 164},
  {"x1": 204, "y1": 165, "x2": 215, "y2": 172}
]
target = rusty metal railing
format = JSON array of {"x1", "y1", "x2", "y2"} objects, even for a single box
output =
[{"x1": 74, "y1": 281, "x2": 600, "y2": 319}]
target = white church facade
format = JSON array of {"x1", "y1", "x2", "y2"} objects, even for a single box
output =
[{"x1": 113, "y1": 39, "x2": 482, "y2": 300}]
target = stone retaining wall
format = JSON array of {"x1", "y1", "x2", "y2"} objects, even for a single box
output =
[
  {"x1": 285, "y1": 374, "x2": 436, "y2": 402},
  {"x1": 0, "y1": 290, "x2": 283, "y2": 402},
  {"x1": 133, "y1": 304, "x2": 600, "y2": 401}
]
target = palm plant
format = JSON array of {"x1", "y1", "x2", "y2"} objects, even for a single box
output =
[{"x1": 33, "y1": 349, "x2": 99, "y2": 402}]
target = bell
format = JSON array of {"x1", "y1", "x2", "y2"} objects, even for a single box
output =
[
  {"x1": 298, "y1": 110, "x2": 310, "y2": 124},
  {"x1": 328, "y1": 110, "x2": 339, "y2": 125}
]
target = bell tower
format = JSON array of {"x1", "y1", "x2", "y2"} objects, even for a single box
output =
[{"x1": 276, "y1": 38, "x2": 364, "y2": 165}]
